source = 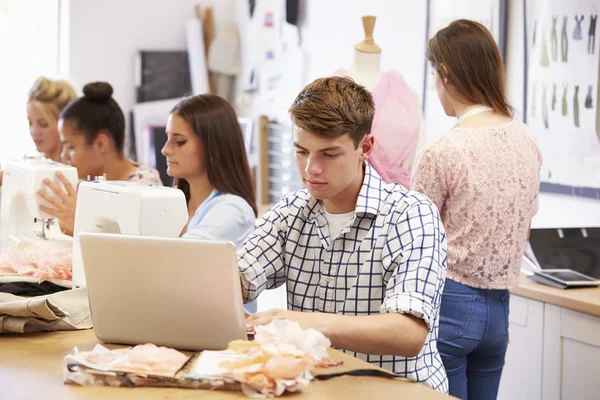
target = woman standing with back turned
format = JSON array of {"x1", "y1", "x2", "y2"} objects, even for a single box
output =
[{"x1": 412, "y1": 20, "x2": 542, "y2": 400}]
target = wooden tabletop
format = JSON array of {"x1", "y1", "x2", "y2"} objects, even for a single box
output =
[
  {"x1": 511, "y1": 273, "x2": 600, "y2": 316},
  {"x1": 0, "y1": 329, "x2": 451, "y2": 399}
]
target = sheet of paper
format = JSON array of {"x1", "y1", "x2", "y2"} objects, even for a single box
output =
[{"x1": 186, "y1": 350, "x2": 245, "y2": 380}]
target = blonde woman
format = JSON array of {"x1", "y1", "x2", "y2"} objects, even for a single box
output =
[
  {"x1": 27, "y1": 77, "x2": 77, "y2": 161},
  {"x1": 0, "y1": 77, "x2": 76, "y2": 186}
]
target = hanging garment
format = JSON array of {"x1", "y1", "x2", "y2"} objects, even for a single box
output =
[
  {"x1": 585, "y1": 85, "x2": 594, "y2": 109},
  {"x1": 542, "y1": 84, "x2": 549, "y2": 128},
  {"x1": 561, "y1": 15, "x2": 568, "y2": 62},
  {"x1": 540, "y1": 33, "x2": 550, "y2": 67},
  {"x1": 562, "y1": 83, "x2": 569, "y2": 116},
  {"x1": 574, "y1": 85, "x2": 580, "y2": 127},
  {"x1": 552, "y1": 83, "x2": 557, "y2": 111},
  {"x1": 589, "y1": 13, "x2": 597, "y2": 54},
  {"x1": 248, "y1": 0, "x2": 256, "y2": 17},
  {"x1": 574, "y1": 15, "x2": 584, "y2": 40},
  {"x1": 551, "y1": 16, "x2": 558, "y2": 61},
  {"x1": 334, "y1": 69, "x2": 420, "y2": 188},
  {"x1": 286, "y1": 0, "x2": 299, "y2": 25}
]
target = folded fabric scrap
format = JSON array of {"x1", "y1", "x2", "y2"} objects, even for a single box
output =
[
  {"x1": 0, "y1": 288, "x2": 91, "y2": 333},
  {"x1": 63, "y1": 319, "x2": 342, "y2": 397}
]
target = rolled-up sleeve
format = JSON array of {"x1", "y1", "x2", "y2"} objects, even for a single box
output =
[
  {"x1": 237, "y1": 202, "x2": 288, "y2": 303},
  {"x1": 379, "y1": 201, "x2": 447, "y2": 329}
]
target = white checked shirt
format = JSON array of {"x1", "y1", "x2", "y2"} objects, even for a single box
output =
[{"x1": 238, "y1": 164, "x2": 448, "y2": 392}]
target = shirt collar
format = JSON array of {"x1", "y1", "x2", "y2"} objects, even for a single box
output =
[
  {"x1": 303, "y1": 163, "x2": 386, "y2": 221},
  {"x1": 193, "y1": 189, "x2": 222, "y2": 215}
]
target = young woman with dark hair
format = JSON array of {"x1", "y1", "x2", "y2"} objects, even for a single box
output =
[{"x1": 36, "y1": 82, "x2": 161, "y2": 236}]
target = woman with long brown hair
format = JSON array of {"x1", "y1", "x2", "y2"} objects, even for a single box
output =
[
  {"x1": 162, "y1": 94, "x2": 257, "y2": 245},
  {"x1": 412, "y1": 20, "x2": 542, "y2": 399},
  {"x1": 162, "y1": 94, "x2": 258, "y2": 313}
]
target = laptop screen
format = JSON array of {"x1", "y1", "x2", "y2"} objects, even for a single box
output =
[{"x1": 528, "y1": 228, "x2": 600, "y2": 278}]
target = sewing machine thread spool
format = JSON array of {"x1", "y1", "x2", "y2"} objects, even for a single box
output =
[{"x1": 93, "y1": 174, "x2": 107, "y2": 183}]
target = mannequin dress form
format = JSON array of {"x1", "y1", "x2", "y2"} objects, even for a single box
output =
[
  {"x1": 335, "y1": 16, "x2": 425, "y2": 189},
  {"x1": 347, "y1": 16, "x2": 383, "y2": 90}
]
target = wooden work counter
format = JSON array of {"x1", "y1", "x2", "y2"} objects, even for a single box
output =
[
  {"x1": 511, "y1": 273, "x2": 600, "y2": 317},
  {"x1": 0, "y1": 329, "x2": 451, "y2": 399}
]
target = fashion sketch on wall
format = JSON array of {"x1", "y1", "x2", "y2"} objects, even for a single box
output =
[
  {"x1": 422, "y1": 0, "x2": 507, "y2": 144},
  {"x1": 526, "y1": 0, "x2": 600, "y2": 199}
]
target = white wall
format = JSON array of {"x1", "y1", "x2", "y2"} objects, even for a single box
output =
[
  {"x1": 61, "y1": 0, "x2": 599, "y2": 228},
  {"x1": 61, "y1": 0, "x2": 237, "y2": 144},
  {"x1": 1, "y1": 0, "x2": 60, "y2": 163},
  {"x1": 301, "y1": 0, "x2": 427, "y2": 98},
  {"x1": 504, "y1": 0, "x2": 600, "y2": 228},
  {"x1": 301, "y1": 0, "x2": 599, "y2": 229},
  {"x1": 505, "y1": 0, "x2": 526, "y2": 119}
]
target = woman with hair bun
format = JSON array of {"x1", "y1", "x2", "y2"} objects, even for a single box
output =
[{"x1": 37, "y1": 81, "x2": 162, "y2": 236}]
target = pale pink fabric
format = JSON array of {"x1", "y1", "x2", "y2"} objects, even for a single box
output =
[
  {"x1": 334, "y1": 69, "x2": 420, "y2": 189},
  {"x1": 127, "y1": 163, "x2": 163, "y2": 185},
  {"x1": 411, "y1": 120, "x2": 542, "y2": 289},
  {"x1": 0, "y1": 246, "x2": 72, "y2": 281}
]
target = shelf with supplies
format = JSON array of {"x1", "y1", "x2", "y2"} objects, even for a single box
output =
[{"x1": 258, "y1": 116, "x2": 303, "y2": 205}]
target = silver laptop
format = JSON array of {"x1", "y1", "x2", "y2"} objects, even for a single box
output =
[{"x1": 78, "y1": 232, "x2": 247, "y2": 351}]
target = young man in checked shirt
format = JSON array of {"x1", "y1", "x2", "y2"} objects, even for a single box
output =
[{"x1": 239, "y1": 76, "x2": 448, "y2": 392}]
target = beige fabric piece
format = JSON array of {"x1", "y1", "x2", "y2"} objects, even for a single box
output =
[{"x1": 0, "y1": 288, "x2": 91, "y2": 333}]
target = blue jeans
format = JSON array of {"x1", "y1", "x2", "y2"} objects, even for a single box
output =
[{"x1": 437, "y1": 279, "x2": 510, "y2": 400}]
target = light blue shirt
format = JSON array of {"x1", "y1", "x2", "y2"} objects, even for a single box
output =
[
  {"x1": 183, "y1": 189, "x2": 257, "y2": 313},
  {"x1": 184, "y1": 190, "x2": 255, "y2": 248}
]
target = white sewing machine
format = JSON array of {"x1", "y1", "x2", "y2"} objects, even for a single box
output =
[
  {"x1": 0, "y1": 157, "x2": 79, "y2": 243},
  {"x1": 72, "y1": 178, "x2": 188, "y2": 288}
]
